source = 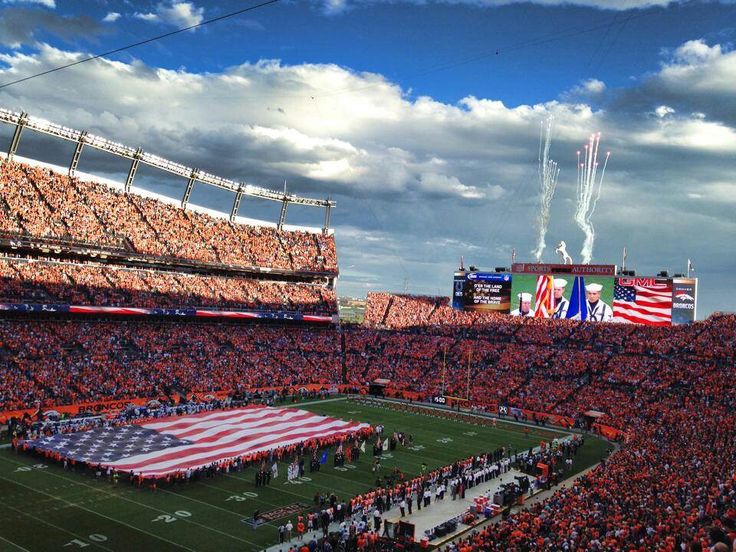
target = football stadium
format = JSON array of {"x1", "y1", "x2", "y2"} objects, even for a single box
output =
[
  {"x1": 1, "y1": 2, "x2": 735, "y2": 552},
  {"x1": 0, "y1": 109, "x2": 733, "y2": 552}
]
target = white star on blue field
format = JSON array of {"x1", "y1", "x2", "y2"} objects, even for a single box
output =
[{"x1": 1, "y1": 0, "x2": 734, "y2": 316}]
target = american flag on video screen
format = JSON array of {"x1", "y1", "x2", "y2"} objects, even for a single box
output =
[
  {"x1": 534, "y1": 275, "x2": 554, "y2": 318},
  {"x1": 24, "y1": 406, "x2": 369, "y2": 478},
  {"x1": 613, "y1": 278, "x2": 672, "y2": 326}
]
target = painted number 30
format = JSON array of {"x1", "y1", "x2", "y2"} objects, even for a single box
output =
[
  {"x1": 64, "y1": 535, "x2": 107, "y2": 547},
  {"x1": 153, "y1": 511, "x2": 192, "y2": 523}
]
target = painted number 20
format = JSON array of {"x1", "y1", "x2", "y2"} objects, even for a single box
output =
[{"x1": 64, "y1": 535, "x2": 107, "y2": 547}]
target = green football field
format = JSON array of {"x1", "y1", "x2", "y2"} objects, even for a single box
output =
[{"x1": 0, "y1": 398, "x2": 613, "y2": 552}]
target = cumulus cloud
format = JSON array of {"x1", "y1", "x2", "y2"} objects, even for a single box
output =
[
  {"x1": 576, "y1": 78, "x2": 606, "y2": 95},
  {"x1": 317, "y1": 0, "x2": 682, "y2": 15},
  {"x1": 0, "y1": 37, "x2": 734, "y2": 312},
  {"x1": 670, "y1": 39, "x2": 724, "y2": 65},
  {"x1": 564, "y1": 78, "x2": 607, "y2": 102},
  {"x1": 654, "y1": 105, "x2": 675, "y2": 118},
  {"x1": 616, "y1": 38, "x2": 736, "y2": 126},
  {"x1": 102, "y1": 12, "x2": 121, "y2": 23},
  {"x1": 2, "y1": 0, "x2": 55, "y2": 7},
  {"x1": 134, "y1": 1, "x2": 204, "y2": 28}
]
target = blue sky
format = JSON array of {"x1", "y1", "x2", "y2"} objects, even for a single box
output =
[{"x1": 0, "y1": 0, "x2": 735, "y2": 317}]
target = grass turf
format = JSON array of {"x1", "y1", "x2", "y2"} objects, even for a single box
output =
[{"x1": 0, "y1": 397, "x2": 613, "y2": 552}]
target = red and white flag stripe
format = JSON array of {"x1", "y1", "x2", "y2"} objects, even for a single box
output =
[
  {"x1": 614, "y1": 283, "x2": 672, "y2": 326},
  {"x1": 535, "y1": 275, "x2": 554, "y2": 318}
]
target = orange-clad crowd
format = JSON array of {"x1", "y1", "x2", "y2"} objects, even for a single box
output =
[
  {"x1": 0, "y1": 257, "x2": 336, "y2": 314},
  {"x1": 0, "y1": 160, "x2": 337, "y2": 272}
]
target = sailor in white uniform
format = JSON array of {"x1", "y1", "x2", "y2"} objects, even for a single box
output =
[
  {"x1": 586, "y1": 283, "x2": 613, "y2": 322},
  {"x1": 510, "y1": 292, "x2": 535, "y2": 317},
  {"x1": 551, "y1": 278, "x2": 569, "y2": 319}
]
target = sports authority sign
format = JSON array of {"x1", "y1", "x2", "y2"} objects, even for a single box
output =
[{"x1": 512, "y1": 263, "x2": 616, "y2": 276}]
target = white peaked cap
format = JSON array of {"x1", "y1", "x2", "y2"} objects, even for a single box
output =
[
  {"x1": 553, "y1": 278, "x2": 568, "y2": 288},
  {"x1": 518, "y1": 292, "x2": 533, "y2": 301},
  {"x1": 586, "y1": 283, "x2": 603, "y2": 292}
]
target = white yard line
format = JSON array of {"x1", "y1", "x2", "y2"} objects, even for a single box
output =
[
  {"x1": 0, "y1": 455, "x2": 254, "y2": 548},
  {"x1": 0, "y1": 534, "x2": 32, "y2": 552},
  {"x1": 0, "y1": 483, "x2": 119, "y2": 552}
]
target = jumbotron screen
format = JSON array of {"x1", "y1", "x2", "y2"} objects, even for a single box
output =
[{"x1": 452, "y1": 263, "x2": 697, "y2": 326}]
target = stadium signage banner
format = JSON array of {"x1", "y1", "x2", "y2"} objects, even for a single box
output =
[
  {"x1": 431, "y1": 396, "x2": 447, "y2": 405},
  {"x1": 671, "y1": 278, "x2": 697, "y2": 324},
  {"x1": 0, "y1": 397, "x2": 151, "y2": 423},
  {"x1": 0, "y1": 384, "x2": 350, "y2": 424},
  {"x1": 512, "y1": 263, "x2": 616, "y2": 276},
  {"x1": 0, "y1": 303, "x2": 333, "y2": 323}
]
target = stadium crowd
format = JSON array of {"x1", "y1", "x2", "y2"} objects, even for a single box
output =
[
  {"x1": 0, "y1": 257, "x2": 336, "y2": 314},
  {"x1": 364, "y1": 293, "x2": 502, "y2": 329},
  {"x1": 0, "y1": 160, "x2": 337, "y2": 273},
  {"x1": 0, "y1": 320, "x2": 342, "y2": 412},
  {"x1": 2, "y1": 308, "x2": 734, "y2": 432}
]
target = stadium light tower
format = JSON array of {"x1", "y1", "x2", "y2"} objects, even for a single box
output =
[
  {"x1": 278, "y1": 197, "x2": 289, "y2": 230},
  {"x1": 124, "y1": 147, "x2": 143, "y2": 193},
  {"x1": 323, "y1": 200, "x2": 332, "y2": 234},
  {"x1": 230, "y1": 183, "x2": 245, "y2": 222},
  {"x1": 7, "y1": 111, "x2": 28, "y2": 161},
  {"x1": 0, "y1": 108, "x2": 337, "y2": 229},
  {"x1": 68, "y1": 131, "x2": 87, "y2": 177},
  {"x1": 181, "y1": 169, "x2": 198, "y2": 209}
]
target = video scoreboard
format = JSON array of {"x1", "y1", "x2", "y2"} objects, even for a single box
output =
[{"x1": 452, "y1": 263, "x2": 697, "y2": 326}]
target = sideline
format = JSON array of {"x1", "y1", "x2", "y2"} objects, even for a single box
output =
[
  {"x1": 442, "y1": 441, "x2": 620, "y2": 549},
  {"x1": 346, "y1": 395, "x2": 575, "y2": 436}
]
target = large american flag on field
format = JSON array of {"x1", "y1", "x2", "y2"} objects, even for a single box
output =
[
  {"x1": 23, "y1": 406, "x2": 369, "y2": 478},
  {"x1": 613, "y1": 278, "x2": 673, "y2": 326}
]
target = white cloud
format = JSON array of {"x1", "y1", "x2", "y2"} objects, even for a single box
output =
[
  {"x1": 418, "y1": 173, "x2": 489, "y2": 199},
  {"x1": 654, "y1": 105, "x2": 675, "y2": 118},
  {"x1": 2, "y1": 0, "x2": 55, "y2": 7},
  {"x1": 581, "y1": 78, "x2": 606, "y2": 94},
  {"x1": 671, "y1": 39, "x2": 723, "y2": 65},
  {"x1": 565, "y1": 78, "x2": 607, "y2": 99},
  {"x1": 322, "y1": 0, "x2": 349, "y2": 14},
  {"x1": 102, "y1": 12, "x2": 121, "y2": 23},
  {"x1": 134, "y1": 2, "x2": 204, "y2": 28},
  {"x1": 634, "y1": 117, "x2": 736, "y2": 151},
  {"x1": 316, "y1": 0, "x2": 681, "y2": 13},
  {"x1": 657, "y1": 39, "x2": 736, "y2": 96},
  {"x1": 133, "y1": 12, "x2": 158, "y2": 22}
]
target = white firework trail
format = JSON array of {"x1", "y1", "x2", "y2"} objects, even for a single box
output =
[
  {"x1": 574, "y1": 132, "x2": 611, "y2": 264},
  {"x1": 533, "y1": 117, "x2": 560, "y2": 262}
]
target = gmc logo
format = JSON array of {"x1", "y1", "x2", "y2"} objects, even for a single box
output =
[{"x1": 619, "y1": 277, "x2": 656, "y2": 286}]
